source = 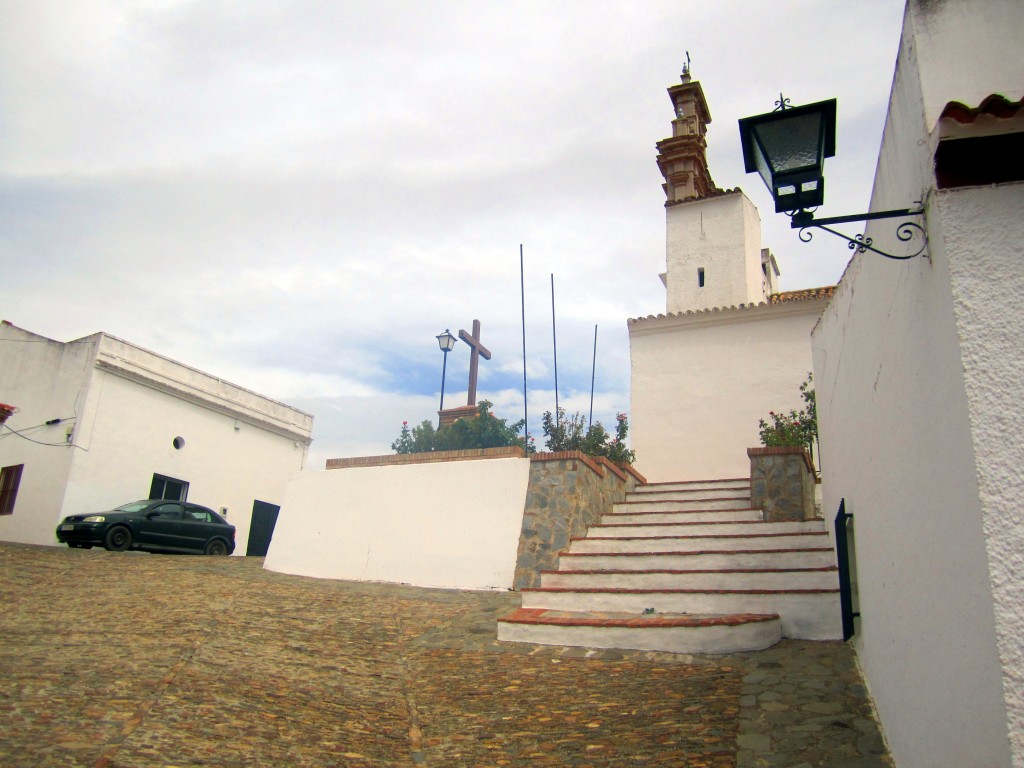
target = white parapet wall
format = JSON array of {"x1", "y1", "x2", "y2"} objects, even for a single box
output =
[{"x1": 263, "y1": 456, "x2": 532, "y2": 591}]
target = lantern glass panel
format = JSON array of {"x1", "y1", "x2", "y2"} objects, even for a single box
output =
[{"x1": 753, "y1": 110, "x2": 823, "y2": 175}]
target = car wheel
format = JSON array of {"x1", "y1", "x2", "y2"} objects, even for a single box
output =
[
  {"x1": 104, "y1": 526, "x2": 131, "y2": 552},
  {"x1": 204, "y1": 539, "x2": 228, "y2": 556}
]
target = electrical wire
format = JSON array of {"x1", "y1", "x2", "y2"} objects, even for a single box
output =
[{"x1": 0, "y1": 422, "x2": 87, "y2": 450}]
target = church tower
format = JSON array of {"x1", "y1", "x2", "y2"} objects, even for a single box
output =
[{"x1": 657, "y1": 66, "x2": 779, "y2": 312}]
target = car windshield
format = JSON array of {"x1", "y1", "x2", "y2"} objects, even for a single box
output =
[{"x1": 114, "y1": 501, "x2": 154, "y2": 513}]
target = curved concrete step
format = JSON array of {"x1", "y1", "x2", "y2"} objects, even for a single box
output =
[
  {"x1": 603, "y1": 509, "x2": 763, "y2": 525},
  {"x1": 558, "y1": 547, "x2": 837, "y2": 571},
  {"x1": 540, "y1": 566, "x2": 839, "y2": 591},
  {"x1": 569, "y1": 531, "x2": 831, "y2": 553},
  {"x1": 519, "y1": 587, "x2": 842, "y2": 640},
  {"x1": 587, "y1": 520, "x2": 826, "y2": 538},
  {"x1": 497, "y1": 608, "x2": 782, "y2": 654}
]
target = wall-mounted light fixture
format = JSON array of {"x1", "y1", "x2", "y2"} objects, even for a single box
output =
[{"x1": 739, "y1": 95, "x2": 926, "y2": 260}]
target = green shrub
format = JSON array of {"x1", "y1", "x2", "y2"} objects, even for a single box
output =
[
  {"x1": 758, "y1": 373, "x2": 817, "y2": 450},
  {"x1": 391, "y1": 401, "x2": 532, "y2": 454}
]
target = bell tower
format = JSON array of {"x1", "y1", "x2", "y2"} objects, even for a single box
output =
[
  {"x1": 657, "y1": 64, "x2": 778, "y2": 313},
  {"x1": 655, "y1": 65, "x2": 719, "y2": 203}
]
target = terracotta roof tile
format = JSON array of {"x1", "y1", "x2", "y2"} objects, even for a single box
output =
[
  {"x1": 628, "y1": 286, "x2": 836, "y2": 324},
  {"x1": 939, "y1": 94, "x2": 1024, "y2": 124},
  {"x1": 769, "y1": 286, "x2": 836, "y2": 304}
]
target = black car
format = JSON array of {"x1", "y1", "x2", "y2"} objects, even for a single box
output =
[{"x1": 56, "y1": 500, "x2": 236, "y2": 555}]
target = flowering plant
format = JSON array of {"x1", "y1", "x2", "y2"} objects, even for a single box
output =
[
  {"x1": 541, "y1": 409, "x2": 636, "y2": 464},
  {"x1": 758, "y1": 374, "x2": 817, "y2": 450}
]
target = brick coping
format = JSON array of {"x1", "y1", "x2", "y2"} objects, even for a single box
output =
[
  {"x1": 747, "y1": 445, "x2": 815, "y2": 474},
  {"x1": 327, "y1": 447, "x2": 646, "y2": 482}
]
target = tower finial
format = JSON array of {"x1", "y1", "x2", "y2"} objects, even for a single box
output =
[{"x1": 681, "y1": 51, "x2": 692, "y2": 82}]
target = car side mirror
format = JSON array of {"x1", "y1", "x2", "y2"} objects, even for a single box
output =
[{"x1": 146, "y1": 511, "x2": 161, "y2": 519}]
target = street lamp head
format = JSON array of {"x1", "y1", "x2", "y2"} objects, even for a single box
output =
[
  {"x1": 436, "y1": 329, "x2": 457, "y2": 352},
  {"x1": 738, "y1": 98, "x2": 836, "y2": 213}
]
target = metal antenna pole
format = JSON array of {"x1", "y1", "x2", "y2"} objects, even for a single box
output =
[
  {"x1": 520, "y1": 245, "x2": 528, "y2": 444},
  {"x1": 589, "y1": 324, "x2": 598, "y2": 427},
  {"x1": 551, "y1": 273, "x2": 559, "y2": 423}
]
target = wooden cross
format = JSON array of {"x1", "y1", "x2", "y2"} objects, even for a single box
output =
[{"x1": 459, "y1": 319, "x2": 491, "y2": 406}]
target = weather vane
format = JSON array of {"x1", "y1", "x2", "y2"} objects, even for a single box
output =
[{"x1": 681, "y1": 51, "x2": 692, "y2": 81}]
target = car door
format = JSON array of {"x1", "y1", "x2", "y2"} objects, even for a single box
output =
[
  {"x1": 135, "y1": 502, "x2": 185, "y2": 549},
  {"x1": 180, "y1": 505, "x2": 218, "y2": 552}
]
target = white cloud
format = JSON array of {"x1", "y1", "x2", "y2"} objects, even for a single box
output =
[{"x1": 0, "y1": 0, "x2": 907, "y2": 464}]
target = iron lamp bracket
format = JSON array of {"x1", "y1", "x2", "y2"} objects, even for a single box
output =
[{"x1": 790, "y1": 207, "x2": 927, "y2": 260}]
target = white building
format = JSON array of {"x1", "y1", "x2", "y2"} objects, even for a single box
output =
[
  {"x1": 0, "y1": 321, "x2": 313, "y2": 555},
  {"x1": 812, "y1": 1, "x2": 1023, "y2": 765},
  {"x1": 629, "y1": 73, "x2": 831, "y2": 482}
]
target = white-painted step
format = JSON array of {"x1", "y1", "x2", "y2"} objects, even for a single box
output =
[
  {"x1": 541, "y1": 566, "x2": 839, "y2": 591},
  {"x1": 569, "y1": 531, "x2": 831, "y2": 553},
  {"x1": 497, "y1": 608, "x2": 782, "y2": 655},
  {"x1": 614, "y1": 498, "x2": 753, "y2": 513},
  {"x1": 603, "y1": 509, "x2": 763, "y2": 525},
  {"x1": 632, "y1": 479, "x2": 749, "y2": 494},
  {"x1": 587, "y1": 520, "x2": 826, "y2": 538},
  {"x1": 557, "y1": 548, "x2": 837, "y2": 572},
  {"x1": 519, "y1": 588, "x2": 843, "y2": 640}
]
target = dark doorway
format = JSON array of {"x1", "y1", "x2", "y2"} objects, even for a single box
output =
[
  {"x1": 246, "y1": 500, "x2": 281, "y2": 557},
  {"x1": 150, "y1": 474, "x2": 188, "y2": 501}
]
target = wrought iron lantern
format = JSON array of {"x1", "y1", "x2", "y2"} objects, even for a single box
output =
[
  {"x1": 738, "y1": 96, "x2": 926, "y2": 260},
  {"x1": 739, "y1": 97, "x2": 836, "y2": 214}
]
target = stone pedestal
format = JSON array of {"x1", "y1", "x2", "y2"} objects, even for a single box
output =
[
  {"x1": 438, "y1": 404, "x2": 480, "y2": 428},
  {"x1": 748, "y1": 446, "x2": 817, "y2": 521}
]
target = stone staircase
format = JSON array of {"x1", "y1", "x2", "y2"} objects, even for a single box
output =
[{"x1": 497, "y1": 478, "x2": 842, "y2": 654}]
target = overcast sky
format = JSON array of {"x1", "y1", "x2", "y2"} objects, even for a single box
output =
[{"x1": 1, "y1": 0, "x2": 907, "y2": 468}]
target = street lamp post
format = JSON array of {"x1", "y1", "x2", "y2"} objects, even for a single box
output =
[{"x1": 436, "y1": 329, "x2": 457, "y2": 420}]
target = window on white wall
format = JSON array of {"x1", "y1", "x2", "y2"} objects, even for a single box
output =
[
  {"x1": 698, "y1": 267, "x2": 705, "y2": 288},
  {"x1": 150, "y1": 474, "x2": 188, "y2": 502},
  {"x1": 0, "y1": 464, "x2": 24, "y2": 515}
]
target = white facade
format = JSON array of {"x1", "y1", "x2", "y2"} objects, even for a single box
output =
[
  {"x1": 630, "y1": 74, "x2": 823, "y2": 483},
  {"x1": 264, "y1": 457, "x2": 531, "y2": 591},
  {"x1": 665, "y1": 191, "x2": 777, "y2": 313},
  {"x1": 630, "y1": 296, "x2": 825, "y2": 481},
  {"x1": 0, "y1": 322, "x2": 313, "y2": 554},
  {"x1": 812, "y1": 1, "x2": 1023, "y2": 765}
]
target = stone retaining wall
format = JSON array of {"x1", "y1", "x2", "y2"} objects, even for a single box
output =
[{"x1": 513, "y1": 452, "x2": 645, "y2": 590}]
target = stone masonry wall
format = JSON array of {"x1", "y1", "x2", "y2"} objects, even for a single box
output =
[
  {"x1": 513, "y1": 452, "x2": 645, "y2": 590},
  {"x1": 748, "y1": 446, "x2": 816, "y2": 521}
]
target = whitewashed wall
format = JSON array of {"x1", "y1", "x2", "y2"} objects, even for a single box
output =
[
  {"x1": 65, "y1": 368, "x2": 309, "y2": 553},
  {"x1": 630, "y1": 301, "x2": 823, "y2": 482},
  {"x1": 0, "y1": 324, "x2": 97, "y2": 545},
  {"x1": 812, "y1": 2, "x2": 1023, "y2": 765},
  {"x1": 665, "y1": 192, "x2": 766, "y2": 313},
  {"x1": 264, "y1": 458, "x2": 532, "y2": 591},
  {"x1": 0, "y1": 324, "x2": 312, "y2": 552}
]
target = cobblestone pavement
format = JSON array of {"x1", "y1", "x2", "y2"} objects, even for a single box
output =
[{"x1": 0, "y1": 544, "x2": 892, "y2": 767}]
